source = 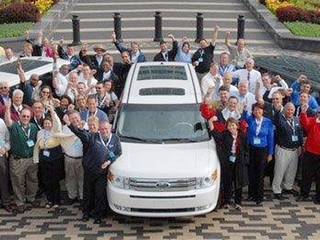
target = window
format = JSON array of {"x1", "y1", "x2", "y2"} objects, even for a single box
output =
[
  {"x1": 117, "y1": 104, "x2": 208, "y2": 143},
  {"x1": 137, "y1": 65, "x2": 188, "y2": 81}
]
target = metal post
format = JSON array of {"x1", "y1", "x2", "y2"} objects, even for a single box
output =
[
  {"x1": 113, "y1": 12, "x2": 122, "y2": 43},
  {"x1": 195, "y1": 13, "x2": 203, "y2": 43},
  {"x1": 71, "y1": 15, "x2": 81, "y2": 45},
  {"x1": 237, "y1": 14, "x2": 245, "y2": 41},
  {"x1": 153, "y1": 11, "x2": 162, "y2": 42}
]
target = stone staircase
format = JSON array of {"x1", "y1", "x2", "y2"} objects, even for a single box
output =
[{"x1": 49, "y1": 0, "x2": 280, "y2": 59}]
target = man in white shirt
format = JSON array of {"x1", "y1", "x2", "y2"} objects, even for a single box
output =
[
  {"x1": 49, "y1": 107, "x2": 84, "y2": 204},
  {"x1": 234, "y1": 80, "x2": 257, "y2": 115},
  {"x1": 0, "y1": 47, "x2": 17, "y2": 63},
  {"x1": 232, "y1": 58, "x2": 261, "y2": 94},
  {"x1": 223, "y1": 72, "x2": 239, "y2": 97},
  {"x1": 201, "y1": 62, "x2": 223, "y2": 101}
]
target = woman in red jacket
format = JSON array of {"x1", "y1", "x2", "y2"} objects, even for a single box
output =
[{"x1": 298, "y1": 105, "x2": 320, "y2": 203}]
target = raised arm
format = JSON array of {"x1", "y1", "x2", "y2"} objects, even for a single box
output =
[
  {"x1": 224, "y1": 31, "x2": 231, "y2": 48},
  {"x1": 4, "y1": 99, "x2": 12, "y2": 127},
  {"x1": 212, "y1": 26, "x2": 219, "y2": 46}
]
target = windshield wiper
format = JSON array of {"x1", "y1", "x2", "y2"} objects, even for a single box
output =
[
  {"x1": 161, "y1": 138, "x2": 202, "y2": 143},
  {"x1": 120, "y1": 135, "x2": 162, "y2": 143}
]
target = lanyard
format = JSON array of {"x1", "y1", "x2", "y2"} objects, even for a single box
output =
[
  {"x1": 43, "y1": 130, "x2": 50, "y2": 148},
  {"x1": 98, "y1": 94, "x2": 108, "y2": 108},
  {"x1": 286, "y1": 117, "x2": 296, "y2": 135},
  {"x1": 255, "y1": 117, "x2": 263, "y2": 136},
  {"x1": 99, "y1": 133, "x2": 112, "y2": 148},
  {"x1": 86, "y1": 109, "x2": 98, "y2": 122},
  {"x1": 33, "y1": 117, "x2": 43, "y2": 130},
  {"x1": 18, "y1": 121, "x2": 31, "y2": 139}
]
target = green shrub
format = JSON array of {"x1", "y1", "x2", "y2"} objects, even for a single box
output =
[
  {"x1": 0, "y1": 3, "x2": 40, "y2": 24},
  {"x1": 284, "y1": 21, "x2": 320, "y2": 37},
  {"x1": 0, "y1": 22, "x2": 34, "y2": 38},
  {"x1": 0, "y1": 2, "x2": 40, "y2": 24},
  {"x1": 276, "y1": 6, "x2": 308, "y2": 22}
]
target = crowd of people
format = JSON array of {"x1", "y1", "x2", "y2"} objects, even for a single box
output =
[{"x1": 0, "y1": 28, "x2": 319, "y2": 223}]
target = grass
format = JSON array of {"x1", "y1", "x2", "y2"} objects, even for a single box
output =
[
  {"x1": 284, "y1": 21, "x2": 320, "y2": 38},
  {"x1": 0, "y1": 22, "x2": 34, "y2": 38}
]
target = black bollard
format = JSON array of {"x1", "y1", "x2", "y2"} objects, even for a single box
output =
[
  {"x1": 153, "y1": 11, "x2": 162, "y2": 42},
  {"x1": 237, "y1": 14, "x2": 245, "y2": 41},
  {"x1": 113, "y1": 12, "x2": 122, "y2": 43},
  {"x1": 195, "y1": 13, "x2": 203, "y2": 43},
  {"x1": 72, "y1": 15, "x2": 81, "y2": 46}
]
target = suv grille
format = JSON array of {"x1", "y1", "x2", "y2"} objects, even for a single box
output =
[
  {"x1": 139, "y1": 88, "x2": 185, "y2": 96},
  {"x1": 129, "y1": 178, "x2": 196, "y2": 192}
]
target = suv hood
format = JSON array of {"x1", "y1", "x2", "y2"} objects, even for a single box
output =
[{"x1": 110, "y1": 140, "x2": 218, "y2": 179}]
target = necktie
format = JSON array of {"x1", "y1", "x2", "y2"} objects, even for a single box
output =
[
  {"x1": 247, "y1": 71, "x2": 251, "y2": 81},
  {"x1": 165, "y1": 53, "x2": 168, "y2": 61}
]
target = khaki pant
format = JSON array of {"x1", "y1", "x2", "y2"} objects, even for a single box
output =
[
  {"x1": 272, "y1": 145, "x2": 299, "y2": 194},
  {"x1": 64, "y1": 155, "x2": 84, "y2": 200},
  {"x1": 10, "y1": 156, "x2": 38, "y2": 206},
  {"x1": 0, "y1": 156, "x2": 11, "y2": 206}
]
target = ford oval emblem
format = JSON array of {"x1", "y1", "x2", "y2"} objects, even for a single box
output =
[{"x1": 155, "y1": 181, "x2": 170, "y2": 189}]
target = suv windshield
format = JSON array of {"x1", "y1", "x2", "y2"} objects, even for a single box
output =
[
  {"x1": 137, "y1": 65, "x2": 188, "y2": 80},
  {"x1": 117, "y1": 104, "x2": 209, "y2": 143}
]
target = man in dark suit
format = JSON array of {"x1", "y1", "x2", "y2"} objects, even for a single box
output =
[
  {"x1": 153, "y1": 34, "x2": 178, "y2": 62},
  {"x1": 80, "y1": 43, "x2": 106, "y2": 81}
]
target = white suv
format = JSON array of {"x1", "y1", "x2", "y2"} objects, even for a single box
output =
[{"x1": 108, "y1": 62, "x2": 220, "y2": 217}]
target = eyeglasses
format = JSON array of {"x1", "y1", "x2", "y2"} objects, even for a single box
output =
[{"x1": 272, "y1": 98, "x2": 279, "y2": 100}]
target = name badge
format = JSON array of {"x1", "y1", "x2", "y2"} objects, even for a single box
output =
[
  {"x1": 292, "y1": 135, "x2": 298, "y2": 142},
  {"x1": 198, "y1": 57, "x2": 203, "y2": 63},
  {"x1": 26, "y1": 140, "x2": 34, "y2": 147},
  {"x1": 229, "y1": 155, "x2": 236, "y2": 163},
  {"x1": 43, "y1": 150, "x2": 50, "y2": 157},
  {"x1": 253, "y1": 137, "x2": 261, "y2": 145}
]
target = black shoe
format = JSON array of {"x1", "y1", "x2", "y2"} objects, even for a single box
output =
[
  {"x1": 255, "y1": 199, "x2": 263, "y2": 206},
  {"x1": 15, "y1": 205, "x2": 26, "y2": 213},
  {"x1": 296, "y1": 195, "x2": 309, "y2": 202},
  {"x1": 35, "y1": 188, "x2": 45, "y2": 199},
  {"x1": 282, "y1": 189, "x2": 299, "y2": 196},
  {"x1": 82, "y1": 213, "x2": 91, "y2": 222},
  {"x1": 64, "y1": 198, "x2": 78, "y2": 205},
  {"x1": 246, "y1": 196, "x2": 255, "y2": 201},
  {"x1": 313, "y1": 196, "x2": 320, "y2": 205},
  {"x1": 27, "y1": 200, "x2": 41, "y2": 208},
  {"x1": 3, "y1": 204, "x2": 13, "y2": 213},
  {"x1": 274, "y1": 193, "x2": 288, "y2": 200},
  {"x1": 94, "y1": 218, "x2": 102, "y2": 224}
]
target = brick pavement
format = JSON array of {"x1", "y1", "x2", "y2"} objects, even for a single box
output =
[{"x1": 1, "y1": 187, "x2": 320, "y2": 240}]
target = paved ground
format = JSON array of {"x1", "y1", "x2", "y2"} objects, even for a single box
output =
[{"x1": 1, "y1": 184, "x2": 320, "y2": 240}]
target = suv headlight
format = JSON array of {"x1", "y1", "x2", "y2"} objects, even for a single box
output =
[
  {"x1": 108, "y1": 171, "x2": 130, "y2": 189},
  {"x1": 196, "y1": 169, "x2": 218, "y2": 189}
]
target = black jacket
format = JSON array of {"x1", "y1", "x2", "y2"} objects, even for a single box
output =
[
  {"x1": 69, "y1": 125, "x2": 122, "y2": 175},
  {"x1": 153, "y1": 41, "x2": 178, "y2": 62},
  {"x1": 211, "y1": 129, "x2": 249, "y2": 189}
]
